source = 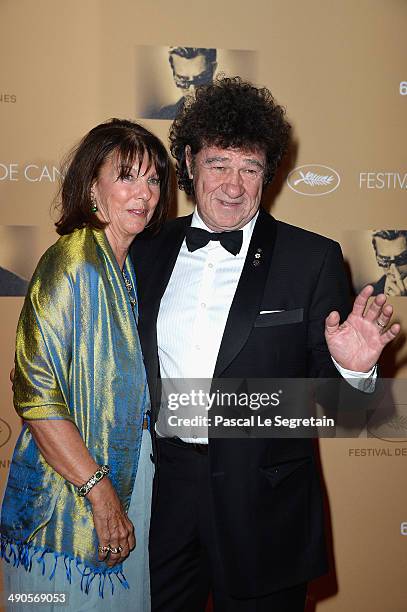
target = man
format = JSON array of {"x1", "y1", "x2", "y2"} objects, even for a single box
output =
[
  {"x1": 149, "y1": 47, "x2": 217, "y2": 119},
  {"x1": 371, "y1": 229, "x2": 407, "y2": 296},
  {"x1": 132, "y1": 77, "x2": 399, "y2": 611}
]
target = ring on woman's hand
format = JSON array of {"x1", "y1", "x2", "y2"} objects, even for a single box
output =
[
  {"x1": 98, "y1": 545, "x2": 110, "y2": 554},
  {"x1": 108, "y1": 545, "x2": 123, "y2": 554},
  {"x1": 376, "y1": 319, "x2": 386, "y2": 329}
]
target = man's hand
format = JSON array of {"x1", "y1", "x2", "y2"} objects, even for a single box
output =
[
  {"x1": 325, "y1": 285, "x2": 400, "y2": 372},
  {"x1": 384, "y1": 264, "x2": 407, "y2": 296}
]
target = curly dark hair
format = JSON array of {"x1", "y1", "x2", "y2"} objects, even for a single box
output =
[
  {"x1": 55, "y1": 118, "x2": 171, "y2": 235},
  {"x1": 169, "y1": 76, "x2": 291, "y2": 195}
]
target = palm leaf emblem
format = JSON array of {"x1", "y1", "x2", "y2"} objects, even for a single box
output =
[
  {"x1": 387, "y1": 415, "x2": 407, "y2": 432},
  {"x1": 293, "y1": 171, "x2": 334, "y2": 186}
]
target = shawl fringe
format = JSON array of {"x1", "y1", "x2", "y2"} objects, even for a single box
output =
[{"x1": 0, "y1": 536, "x2": 129, "y2": 598}]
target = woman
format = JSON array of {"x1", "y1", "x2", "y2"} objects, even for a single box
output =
[{"x1": 0, "y1": 119, "x2": 171, "y2": 610}]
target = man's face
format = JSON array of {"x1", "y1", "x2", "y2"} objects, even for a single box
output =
[
  {"x1": 186, "y1": 145, "x2": 266, "y2": 231},
  {"x1": 375, "y1": 236, "x2": 407, "y2": 279},
  {"x1": 171, "y1": 54, "x2": 213, "y2": 92}
]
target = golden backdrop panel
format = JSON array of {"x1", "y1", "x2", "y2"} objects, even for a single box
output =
[{"x1": 0, "y1": 1, "x2": 406, "y2": 610}]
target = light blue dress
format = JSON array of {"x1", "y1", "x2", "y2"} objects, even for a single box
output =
[{"x1": 2, "y1": 430, "x2": 154, "y2": 612}]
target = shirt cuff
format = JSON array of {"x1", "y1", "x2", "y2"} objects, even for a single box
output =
[{"x1": 331, "y1": 357, "x2": 377, "y2": 393}]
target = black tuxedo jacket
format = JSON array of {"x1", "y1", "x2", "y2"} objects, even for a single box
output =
[{"x1": 131, "y1": 208, "x2": 352, "y2": 598}]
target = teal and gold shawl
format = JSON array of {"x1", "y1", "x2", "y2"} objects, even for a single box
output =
[{"x1": 0, "y1": 226, "x2": 149, "y2": 596}]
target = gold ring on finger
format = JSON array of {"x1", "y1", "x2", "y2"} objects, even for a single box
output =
[
  {"x1": 98, "y1": 545, "x2": 110, "y2": 554},
  {"x1": 376, "y1": 319, "x2": 386, "y2": 329},
  {"x1": 108, "y1": 545, "x2": 123, "y2": 554}
]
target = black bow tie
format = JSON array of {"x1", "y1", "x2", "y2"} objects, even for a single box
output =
[{"x1": 185, "y1": 227, "x2": 243, "y2": 256}]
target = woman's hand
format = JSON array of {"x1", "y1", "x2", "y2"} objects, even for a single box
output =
[
  {"x1": 87, "y1": 477, "x2": 136, "y2": 567},
  {"x1": 26, "y1": 419, "x2": 135, "y2": 567}
]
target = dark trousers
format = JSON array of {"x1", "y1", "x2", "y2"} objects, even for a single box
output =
[{"x1": 149, "y1": 438, "x2": 307, "y2": 612}]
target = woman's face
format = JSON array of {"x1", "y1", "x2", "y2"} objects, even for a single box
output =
[{"x1": 93, "y1": 152, "x2": 161, "y2": 242}]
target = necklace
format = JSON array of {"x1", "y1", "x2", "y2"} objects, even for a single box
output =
[{"x1": 122, "y1": 269, "x2": 137, "y2": 311}]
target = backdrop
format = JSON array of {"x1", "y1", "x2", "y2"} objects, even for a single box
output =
[{"x1": 0, "y1": 1, "x2": 406, "y2": 610}]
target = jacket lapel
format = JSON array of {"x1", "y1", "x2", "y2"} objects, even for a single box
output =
[
  {"x1": 153, "y1": 215, "x2": 192, "y2": 304},
  {"x1": 213, "y1": 209, "x2": 277, "y2": 378},
  {"x1": 137, "y1": 215, "x2": 192, "y2": 408}
]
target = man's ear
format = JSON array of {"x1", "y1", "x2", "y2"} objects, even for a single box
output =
[{"x1": 185, "y1": 145, "x2": 193, "y2": 179}]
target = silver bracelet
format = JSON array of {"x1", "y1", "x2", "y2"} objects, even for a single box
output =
[{"x1": 77, "y1": 465, "x2": 110, "y2": 497}]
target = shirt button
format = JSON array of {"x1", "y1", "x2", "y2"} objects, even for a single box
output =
[
  {"x1": 208, "y1": 263, "x2": 214, "y2": 268},
  {"x1": 201, "y1": 302, "x2": 206, "y2": 308}
]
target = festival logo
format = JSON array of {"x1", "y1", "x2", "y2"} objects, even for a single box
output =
[
  {"x1": 287, "y1": 165, "x2": 340, "y2": 196},
  {"x1": 0, "y1": 419, "x2": 11, "y2": 448},
  {"x1": 367, "y1": 380, "x2": 407, "y2": 443},
  {"x1": 367, "y1": 414, "x2": 407, "y2": 443}
]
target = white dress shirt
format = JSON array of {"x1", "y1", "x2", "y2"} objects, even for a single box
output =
[{"x1": 156, "y1": 208, "x2": 376, "y2": 442}]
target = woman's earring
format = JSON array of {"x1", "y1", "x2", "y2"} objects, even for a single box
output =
[{"x1": 91, "y1": 192, "x2": 98, "y2": 212}]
